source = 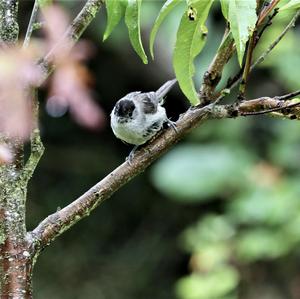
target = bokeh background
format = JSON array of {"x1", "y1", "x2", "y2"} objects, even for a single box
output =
[{"x1": 19, "y1": 1, "x2": 300, "y2": 298}]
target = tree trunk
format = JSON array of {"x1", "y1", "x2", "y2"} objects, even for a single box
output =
[
  {"x1": 0, "y1": 146, "x2": 34, "y2": 298},
  {"x1": 0, "y1": 237, "x2": 33, "y2": 298}
]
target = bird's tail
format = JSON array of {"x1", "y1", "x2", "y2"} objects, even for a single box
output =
[{"x1": 155, "y1": 79, "x2": 177, "y2": 100}]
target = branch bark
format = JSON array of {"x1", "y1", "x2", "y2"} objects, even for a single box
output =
[
  {"x1": 0, "y1": 0, "x2": 19, "y2": 43},
  {"x1": 0, "y1": 0, "x2": 35, "y2": 296},
  {"x1": 200, "y1": 30, "x2": 235, "y2": 103},
  {"x1": 29, "y1": 93, "x2": 300, "y2": 253},
  {"x1": 38, "y1": 0, "x2": 104, "y2": 82},
  {"x1": 21, "y1": 91, "x2": 45, "y2": 184}
]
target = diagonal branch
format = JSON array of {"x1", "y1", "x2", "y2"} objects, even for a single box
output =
[
  {"x1": 23, "y1": 0, "x2": 39, "y2": 49},
  {"x1": 38, "y1": 0, "x2": 104, "y2": 82},
  {"x1": 29, "y1": 92, "x2": 300, "y2": 253},
  {"x1": 200, "y1": 30, "x2": 235, "y2": 104},
  {"x1": 29, "y1": 105, "x2": 216, "y2": 252},
  {"x1": 19, "y1": 0, "x2": 104, "y2": 186}
]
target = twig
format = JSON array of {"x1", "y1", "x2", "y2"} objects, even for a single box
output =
[
  {"x1": 236, "y1": 3, "x2": 281, "y2": 98},
  {"x1": 238, "y1": 31, "x2": 257, "y2": 99},
  {"x1": 225, "y1": 10, "x2": 300, "y2": 92},
  {"x1": 274, "y1": 89, "x2": 300, "y2": 101},
  {"x1": 256, "y1": 8, "x2": 279, "y2": 45},
  {"x1": 257, "y1": 0, "x2": 281, "y2": 26},
  {"x1": 23, "y1": 0, "x2": 39, "y2": 49},
  {"x1": 37, "y1": 0, "x2": 104, "y2": 82},
  {"x1": 241, "y1": 101, "x2": 300, "y2": 115},
  {"x1": 199, "y1": 30, "x2": 235, "y2": 104},
  {"x1": 20, "y1": 90, "x2": 44, "y2": 183}
]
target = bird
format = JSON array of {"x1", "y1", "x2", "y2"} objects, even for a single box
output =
[{"x1": 110, "y1": 79, "x2": 177, "y2": 163}]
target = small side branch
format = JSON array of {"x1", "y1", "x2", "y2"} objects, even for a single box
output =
[
  {"x1": 23, "y1": 0, "x2": 39, "y2": 49},
  {"x1": 257, "y1": 0, "x2": 281, "y2": 26},
  {"x1": 21, "y1": 91, "x2": 44, "y2": 183},
  {"x1": 38, "y1": 0, "x2": 104, "y2": 80},
  {"x1": 21, "y1": 129, "x2": 44, "y2": 184},
  {"x1": 238, "y1": 97, "x2": 300, "y2": 116},
  {"x1": 200, "y1": 31, "x2": 235, "y2": 104}
]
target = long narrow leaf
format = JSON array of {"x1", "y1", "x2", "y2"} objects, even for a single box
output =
[
  {"x1": 149, "y1": 0, "x2": 182, "y2": 59},
  {"x1": 125, "y1": 0, "x2": 148, "y2": 64},
  {"x1": 173, "y1": 0, "x2": 214, "y2": 105},
  {"x1": 227, "y1": 0, "x2": 257, "y2": 66},
  {"x1": 103, "y1": 0, "x2": 127, "y2": 41}
]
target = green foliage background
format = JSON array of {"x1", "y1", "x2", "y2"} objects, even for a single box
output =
[{"x1": 20, "y1": 1, "x2": 300, "y2": 298}]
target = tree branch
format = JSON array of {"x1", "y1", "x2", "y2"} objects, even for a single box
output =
[
  {"x1": 29, "y1": 105, "x2": 216, "y2": 252},
  {"x1": 257, "y1": 0, "x2": 281, "y2": 26},
  {"x1": 21, "y1": 91, "x2": 44, "y2": 184},
  {"x1": 29, "y1": 92, "x2": 300, "y2": 253},
  {"x1": 200, "y1": 30, "x2": 235, "y2": 104},
  {"x1": 38, "y1": 0, "x2": 104, "y2": 81}
]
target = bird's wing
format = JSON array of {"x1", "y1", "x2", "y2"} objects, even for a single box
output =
[{"x1": 139, "y1": 92, "x2": 158, "y2": 114}]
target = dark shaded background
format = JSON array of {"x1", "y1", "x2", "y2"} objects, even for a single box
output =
[{"x1": 18, "y1": 1, "x2": 300, "y2": 298}]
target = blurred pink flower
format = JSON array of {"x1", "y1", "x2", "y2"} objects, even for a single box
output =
[
  {"x1": 41, "y1": 5, "x2": 105, "y2": 129},
  {"x1": 0, "y1": 4, "x2": 105, "y2": 140},
  {"x1": 0, "y1": 47, "x2": 43, "y2": 139}
]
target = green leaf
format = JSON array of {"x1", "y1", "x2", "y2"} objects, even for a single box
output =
[
  {"x1": 220, "y1": 0, "x2": 229, "y2": 20},
  {"x1": 280, "y1": 0, "x2": 300, "y2": 10},
  {"x1": 173, "y1": 0, "x2": 214, "y2": 105},
  {"x1": 103, "y1": 0, "x2": 127, "y2": 41},
  {"x1": 149, "y1": 0, "x2": 182, "y2": 59},
  {"x1": 227, "y1": 0, "x2": 257, "y2": 66},
  {"x1": 125, "y1": 0, "x2": 148, "y2": 64}
]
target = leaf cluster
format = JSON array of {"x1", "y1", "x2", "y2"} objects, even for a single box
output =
[{"x1": 103, "y1": 0, "x2": 300, "y2": 105}]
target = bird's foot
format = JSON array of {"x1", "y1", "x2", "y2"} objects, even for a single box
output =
[
  {"x1": 166, "y1": 119, "x2": 178, "y2": 133},
  {"x1": 126, "y1": 145, "x2": 139, "y2": 165}
]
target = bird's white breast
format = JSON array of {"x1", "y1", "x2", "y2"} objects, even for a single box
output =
[{"x1": 111, "y1": 105, "x2": 167, "y2": 145}]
